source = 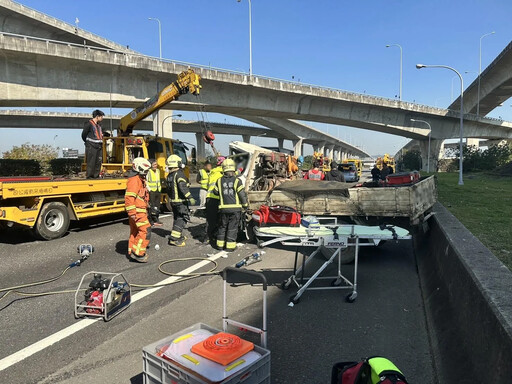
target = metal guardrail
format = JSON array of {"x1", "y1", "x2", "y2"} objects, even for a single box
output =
[{"x1": 0, "y1": 31, "x2": 508, "y2": 126}]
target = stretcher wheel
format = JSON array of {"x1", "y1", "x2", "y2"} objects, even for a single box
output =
[
  {"x1": 345, "y1": 292, "x2": 357, "y2": 303},
  {"x1": 281, "y1": 279, "x2": 291, "y2": 290},
  {"x1": 331, "y1": 278, "x2": 342, "y2": 287},
  {"x1": 256, "y1": 239, "x2": 264, "y2": 249},
  {"x1": 289, "y1": 294, "x2": 300, "y2": 305}
]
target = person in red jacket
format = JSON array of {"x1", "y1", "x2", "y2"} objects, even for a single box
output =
[
  {"x1": 304, "y1": 161, "x2": 325, "y2": 181},
  {"x1": 125, "y1": 157, "x2": 152, "y2": 263}
]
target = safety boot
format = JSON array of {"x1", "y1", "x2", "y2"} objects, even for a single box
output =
[
  {"x1": 129, "y1": 252, "x2": 148, "y2": 263},
  {"x1": 168, "y1": 237, "x2": 186, "y2": 247}
]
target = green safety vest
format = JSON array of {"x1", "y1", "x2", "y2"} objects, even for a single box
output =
[
  {"x1": 368, "y1": 357, "x2": 404, "y2": 384},
  {"x1": 198, "y1": 169, "x2": 210, "y2": 190},
  {"x1": 206, "y1": 166, "x2": 223, "y2": 199},
  {"x1": 217, "y1": 177, "x2": 244, "y2": 210},
  {"x1": 146, "y1": 169, "x2": 161, "y2": 192}
]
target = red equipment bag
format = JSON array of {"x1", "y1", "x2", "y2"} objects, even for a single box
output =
[
  {"x1": 331, "y1": 357, "x2": 408, "y2": 384},
  {"x1": 251, "y1": 205, "x2": 301, "y2": 227},
  {"x1": 386, "y1": 171, "x2": 420, "y2": 186}
]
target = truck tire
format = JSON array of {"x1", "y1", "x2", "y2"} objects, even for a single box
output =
[
  {"x1": 320, "y1": 246, "x2": 355, "y2": 264},
  {"x1": 34, "y1": 201, "x2": 70, "y2": 240}
]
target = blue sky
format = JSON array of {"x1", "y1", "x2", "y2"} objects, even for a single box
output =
[{"x1": 1, "y1": 0, "x2": 511, "y2": 157}]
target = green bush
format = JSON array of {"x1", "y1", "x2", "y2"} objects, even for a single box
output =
[
  {"x1": 49, "y1": 158, "x2": 83, "y2": 176},
  {"x1": 402, "y1": 150, "x2": 422, "y2": 171},
  {"x1": 457, "y1": 144, "x2": 512, "y2": 172},
  {"x1": 0, "y1": 159, "x2": 41, "y2": 176}
]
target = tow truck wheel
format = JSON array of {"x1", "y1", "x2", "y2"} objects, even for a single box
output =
[{"x1": 34, "y1": 201, "x2": 70, "y2": 240}]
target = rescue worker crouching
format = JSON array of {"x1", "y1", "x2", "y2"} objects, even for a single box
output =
[
  {"x1": 211, "y1": 158, "x2": 248, "y2": 252},
  {"x1": 125, "y1": 157, "x2": 152, "y2": 263},
  {"x1": 205, "y1": 156, "x2": 226, "y2": 244},
  {"x1": 147, "y1": 159, "x2": 163, "y2": 227},
  {"x1": 166, "y1": 154, "x2": 196, "y2": 247}
]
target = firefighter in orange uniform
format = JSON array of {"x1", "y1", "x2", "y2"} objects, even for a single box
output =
[{"x1": 125, "y1": 157, "x2": 152, "y2": 263}]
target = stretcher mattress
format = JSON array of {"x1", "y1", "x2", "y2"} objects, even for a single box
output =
[{"x1": 254, "y1": 225, "x2": 410, "y2": 239}]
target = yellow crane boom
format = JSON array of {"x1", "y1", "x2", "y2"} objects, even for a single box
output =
[{"x1": 118, "y1": 69, "x2": 202, "y2": 135}]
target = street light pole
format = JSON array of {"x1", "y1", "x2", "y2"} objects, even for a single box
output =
[
  {"x1": 477, "y1": 31, "x2": 495, "y2": 116},
  {"x1": 410, "y1": 119, "x2": 432, "y2": 173},
  {"x1": 416, "y1": 64, "x2": 464, "y2": 185},
  {"x1": 237, "y1": 0, "x2": 252, "y2": 77},
  {"x1": 386, "y1": 44, "x2": 403, "y2": 101},
  {"x1": 160, "y1": 114, "x2": 182, "y2": 137},
  {"x1": 148, "y1": 17, "x2": 162, "y2": 59}
]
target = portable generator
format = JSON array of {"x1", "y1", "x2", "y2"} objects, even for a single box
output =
[{"x1": 74, "y1": 271, "x2": 131, "y2": 321}]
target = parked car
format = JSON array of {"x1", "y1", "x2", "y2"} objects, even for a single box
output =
[{"x1": 339, "y1": 163, "x2": 359, "y2": 182}]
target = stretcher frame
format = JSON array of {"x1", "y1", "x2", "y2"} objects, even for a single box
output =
[{"x1": 254, "y1": 224, "x2": 410, "y2": 305}]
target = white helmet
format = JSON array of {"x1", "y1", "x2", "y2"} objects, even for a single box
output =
[
  {"x1": 166, "y1": 154, "x2": 182, "y2": 169},
  {"x1": 132, "y1": 157, "x2": 151, "y2": 175}
]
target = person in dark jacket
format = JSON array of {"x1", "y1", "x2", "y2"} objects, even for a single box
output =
[
  {"x1": 211, "y1": 159, "x2": 248, "y2": 252},
  {"x1": 371, "y1": 164, "x2": 381, "y2": 182},
  {"x1": 166, "y1": 155, "x2": 196, "y2": 247},
  {"x1": 325, "y1": 161, "x2": 345, "y2": 182},
  {"x1": 82, "y1": 109, "x2": 105, "y2": 179},
  {"x1": 380, "y1": 162, "x2": 392, "y2": 180}
]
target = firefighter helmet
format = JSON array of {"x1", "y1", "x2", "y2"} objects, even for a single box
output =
[
  {"x1": 132, "y1": 157, "x2": 151, "y2": 175},
  {"x1": 166, "y1": 154, "x2": 182, "y2": 168},
  {"x1": 222, "y1": 158, "x2": 236, "y2": 172}
]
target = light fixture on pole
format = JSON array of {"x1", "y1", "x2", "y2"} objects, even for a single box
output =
[
  {"x1": 148, "y1": 17, "x2": 162, "y2": 59},
  {"x1": 416, "y1": 64, "x2": 464, "y2": 185},
  {"x1": 237, "y1": 0, "x2": 252, "y2": 77},
  {"x1": 160, "y1": 114, "x2": 182, "y2": 137},
  {"x1": 386, "y1": 44, "x2": 403, "y2": 101},
  {"x1": 410, "y1": 118, "x2": 432, "y2": 173},
  {"x1": 477, "y1": 31, "x2": 495, "y2": 116}
]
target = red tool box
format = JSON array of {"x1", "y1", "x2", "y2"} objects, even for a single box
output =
[{"x1": 386, "y1": 171, "x2": 420, "y2": 185}]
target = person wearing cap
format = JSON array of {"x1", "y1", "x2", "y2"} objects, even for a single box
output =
[
  {"x1": 82, "y1": 109, "x2": 105, "y2": 179},
  {"x1": 204, "y1": 156, "x2": 226, "y2": 244},
  {"x1": 211, "y1": 158, "x2": 248, "y2": 252},
  {"x1": 196, "y1": 160, "x2": 212, "y2": 208}
]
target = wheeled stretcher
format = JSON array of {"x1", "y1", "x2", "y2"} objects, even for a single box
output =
[{"x1": 254, "y1": 224, "x2": 411, "y2": 305}]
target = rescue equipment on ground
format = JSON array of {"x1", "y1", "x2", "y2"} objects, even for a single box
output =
[
  {"x1": 331, "y1": 356, "x2": 408, "y2": 384},
  {"x1": 235, "y1": 252, "x2": 265, "y2": 268},
  {"x1": 74, "y1": 272, "x2": 131, "y2": 321},
  {"x1": 251, "y1": 205, "x2": 301, "y2": 227},
  {"x1": 142, "y1": 268, "x2": 271, "y2": 383},
  {"x1": 254, "y1": 223, "x2": 411, "y2": 305}
]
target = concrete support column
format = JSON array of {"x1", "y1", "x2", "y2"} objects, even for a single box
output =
[
  {"x1": 318, "y1": 142, "x2": 326, "y2": 156},
  {"x1": 417, "y1": 139, "x2": 444, "y2": 172},
  {"x1": 334, "y1": 147, "x2": 342, "y2": 162},
  {"x1": 195, "y1": 133, "x2": 206, "y2": 160},
  {"x1": 292, "y1": 138, "x2": 304, "y2": 157},
  {"x1": 326, "y1": 145, "x2": 335, "y2": 159},
  {"x1": 153, "y1": 110, "x2": 174, "y2": 138},
  {"x1": 313, "y1": 144, "x2": 319, "y2": 153},
  {"x1": 242, "y1": 134, "x2": 251, "y2": 143},
  {"x1": 277, "y1": 138, "x2": 284, "y2": 151}
]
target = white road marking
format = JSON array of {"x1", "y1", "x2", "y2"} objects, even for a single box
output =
[{"x1": 0, "y1": 250, "x2": 227, "y2": 372}]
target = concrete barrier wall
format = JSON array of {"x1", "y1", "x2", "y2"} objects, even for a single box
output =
[{"x1": 414, "y1": 203, "x2": 512, "y2": 383}]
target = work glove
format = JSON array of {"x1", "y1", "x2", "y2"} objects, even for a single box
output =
[{"x1": 189, "y1": 198, "x2": 196, "y2": 206}]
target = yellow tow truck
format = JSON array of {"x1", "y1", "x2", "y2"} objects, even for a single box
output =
[{"x1": 0, "y1": 69, "x2": 201, "y2": 240}]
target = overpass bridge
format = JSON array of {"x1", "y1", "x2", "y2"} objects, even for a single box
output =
[{"x1": 0, "y1": 110, "x2": 369, "y2": 159}]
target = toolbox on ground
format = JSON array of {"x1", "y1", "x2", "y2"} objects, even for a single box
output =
[
  {"x1": 142, "y1": 268, "x2": 270, "y2": 384},
  {"x1": 386, "y1": 171, "x2": 420, "y2": 186}
]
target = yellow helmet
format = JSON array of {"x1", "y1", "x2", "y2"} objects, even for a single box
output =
[
  {"x1": 166, "y1": 154, "x2": 182, "y2": 168},
  {"x1": 132, "y1": 157, "x2": 151, "y2": 175},
  {"x1": 222, "y1": 158, "x2": 236, "y2": 172}
]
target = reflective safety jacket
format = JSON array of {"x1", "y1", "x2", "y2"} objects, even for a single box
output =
[
  {"x1": 206, "y1": 166, "x2": 224, "y2": 199},
  {"x1": 196, "y1": 169, "x2": 210, "y2": 190},
  {"x1": 146, "y1": 168, "x2": 161, "y2": 192},
  {"x1": 304, "y1": 169, "x2": 325, "y2": 181},
  {"x1": 125, "y1": 175, "x2": 149, "y2": 216},
  {"x1": 212, "y1": 175, "x2": 248, "y2": 213},
  {"x1": 167, "y1": 169, "x2": 192, "y2": 204}
]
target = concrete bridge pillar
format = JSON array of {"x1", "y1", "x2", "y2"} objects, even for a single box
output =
[
  {"x1": 313, "y1": 144, "x2": 319, "y2": 153},
  {"x1": 195, "y1": 132, "x2": 206, "y2": 160},
  {"x1": 292, "y1": 138, "x2": 304, "y2": 157},
  {"x1": 242, "y1": 134, "x2": 251, "y2": 143},
  {"x1": 278, "y1": 138, "x2": 284, "y2": 151},
  {"x1": 334, "y1": 147, "x2": 342, "y2": 162},
  {"x1": 417, "y1": 139, "x2": 444, "y2": 172},
  {"x1": 154, "y1": 110, "x2": 174, "y2": 138},
  {"x1": 326, "y1": 145, "x2": 335, "y2": 159},
  {"x1": 318, "y1": 142, "x2": 326, "y2": 156}
]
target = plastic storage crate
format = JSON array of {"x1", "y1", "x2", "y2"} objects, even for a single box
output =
[{"x1": 143, "y1": 323, "x2": 270, "y2": 384}]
